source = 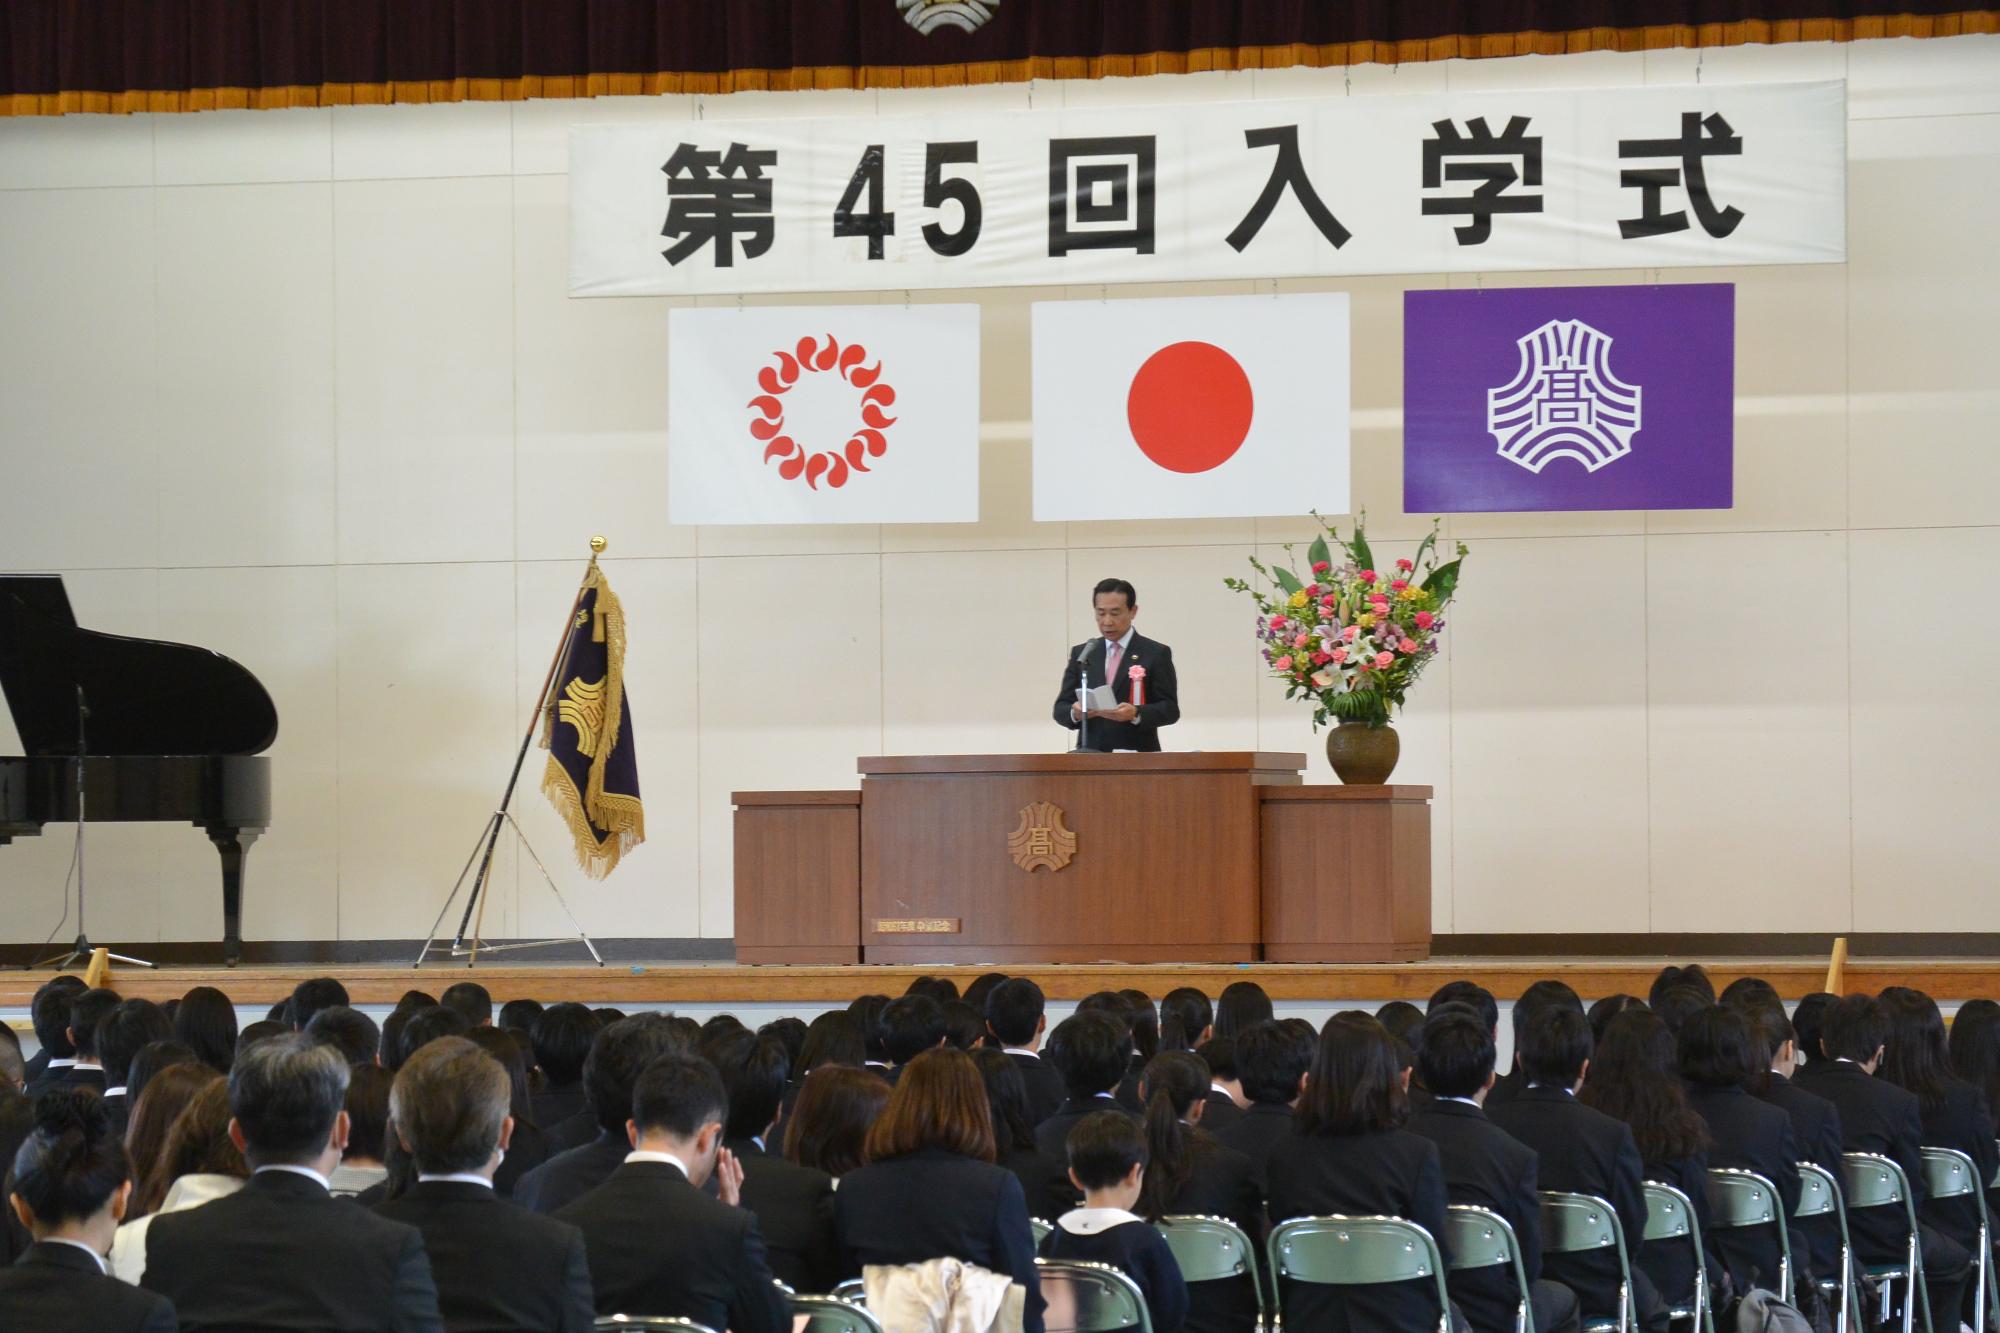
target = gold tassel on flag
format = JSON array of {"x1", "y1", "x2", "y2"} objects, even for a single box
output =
[{"x1": 540, "y1": 543, "x2": 645, "y2": 877}]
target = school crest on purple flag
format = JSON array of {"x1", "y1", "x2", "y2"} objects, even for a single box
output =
[{"x1": 1404, "y1": 283, "x2": 1734, "y2": 512}]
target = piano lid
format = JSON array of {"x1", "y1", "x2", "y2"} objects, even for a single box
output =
[{"x1": 0, "y1": 574, "x2": 278, "y2": 757}]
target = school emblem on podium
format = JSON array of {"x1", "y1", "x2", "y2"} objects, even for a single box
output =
[{"x1": 1008, "y1": 801, "x2": 1076, "y2": 873}]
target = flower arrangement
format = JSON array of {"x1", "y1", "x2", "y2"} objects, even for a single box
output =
[{"x1": 1224, "y1": 515, "x2": 1467, "y2": 730}]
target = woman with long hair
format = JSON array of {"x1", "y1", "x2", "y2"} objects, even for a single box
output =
[
  {"x1": 1877, "y1": 986, "x2": 2000, "y2": 1266},
  {"x1": 1158, "y1": 987, "x2": 1212, "y2": 1054},
  {"x1": 1948, "y1": 997, "x2": 2000, "y2": 1136},
  {"x1": 0, "y1": 1091, "x2": 177, "y2": 1330},
  {"x1": 783, "y1": 1065, "x2": 890, "y2": 1180},
  {"x1": 110, "y1": 1079, "x2": 249, "y2": 1282},
  {"x1": 971, "y1": 1046, "x2": 1069, "y2": 1223},
  {"x1": 171, "y1": 985, "x2": 238, "y2": 1075},
  {"x1": 1137, "y1": 1050, "x2": 1261, "y2": 1333},
  {"x1": 465, "y1": 1026, "x2": 549, "y2": 1197},
  {"x1": 119, "y1": 1062, "x2": 220, "y2": 1216},
  {"x1": 835, "y1": 1048, "x2": 1044, "y2": 1332},
  {"x1": 1266, "y1": 1013, "x2": 1450, "y2": 1331},
  {"x1": 1678, "y1": 1005, "x2": 1803, "y2": 1296},
  {"x1": 1212, "y1": 981, "x2": 1273, "y2": 1041},
  {"x1": 1579, "y1": 1008, "x2": 1716, "y2": 1311}
]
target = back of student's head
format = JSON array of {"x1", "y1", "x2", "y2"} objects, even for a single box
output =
[
  {"x1": 498, "y1": 998, "x2": 543, "y2": 1032},
  {"x1": 1821, "y1": 993, "x2": 1888, "y2": 1063},
  {"x1": 306, "y1": 1005, "x2": 381, "y2": 1067},
  {"x1": 439, "y1": 981, "x2": 493, "y2": 1027},
  {"x1": 390, "y1": 1035, "x2": 510, "y2": 1176},
  {"x1": 287, "y1": 976, "x2": 350, "y2": 1031},
  {"x1": 1510, "y1": 979, "x2": 1583, "y2": 1048},
  {"x1": 1065, "y1": 1109, "x2": 1147, "y2": 1191},
  {"x1": 1419, "y1": 1006, "x2": 1497, "y2": 1099},
  {"x1": 121, "y1": 1061, "x2": 219, "y2": 1216},
  {"x1": 1196, "y1": 1034, "x2": 1238, "y2": 1083},
  {"x1": 1876, "y1": 986, "x2": 1954, "y2": 1110},
  {"x1": 631, "y1": 1053, "x2": 728, "y2": 1140},
  {"x1": 865, "y1": 1047, "x2": 995, "y2": 1165},
  {"x1": 1046, "y1": 1011, "x2": 1131, "y2": 1098},
  {"x1": 848, "y1": 994, "x2": 892, "y2": 1062},
  {"x1": 127, "y1": 1040, "x2": 199, "y2": 1107},
  {"x1": 784, "y1": 1066, "x2": 890, "y2": 1177},
  {"x1": 1737, "y1": 997, "x2": 1793, "y2": 1071},
  {"x1": 760, "y1": 1017, "x2": 808, "y2": 1070},
  {"x1": 799, "y1": 1011, "x2": 865, "y2": 1072},
  {"x1": 1136, "y1": 1050, "x2": 1208, "y2": 1220},
  {"x1": 12, "y1": 1089, "x2": 130, "y2": 1230},
  {"x1": 398, "y1": 1004, "x2": 471, "y2": 1067},
  {"x1": 1949, "y1": 998, "x2": 2000, "y2": 1112},
  {"x1": 1790, "y1": 992, "x2": 1837, "y2": 1063},
  {"x1": 714, "y1": 1031, "x2": 791, "y2": 1141},
  {"x1": 1213, "y1": 981, "x2": 1274, "y2": 1040},
  {"x1": 98, "y1": 999, "x2": 172, "y2": 1087},
  {"x1": 230, "y1": 1031, "x2": 350, "y2": 1165},
  {"x1": 1518, "y1": 1004, "x2": 1593, "y2": 1088},
  {"x1": 29, "y1": 975, "x2": 87, "y2": 1059},
  {"x1": 235, "y1": 1019, "x2": 289, "y2": 1059},
  {"x1": 173, "y1": 985, "x2": 238, "y2": 1074},
  {"x1": 1718, "y1": 976, "x2": 1780, "y2": 1010},
  {"x1": 464, "y1": 1027, "x2": 534, "y2": 1124},
  {"x1": 136, "y1": 1074, "x2": 245, "y2": 1215},
  {"x1": 985, "y1": 977, "x2": 1046, "y2": 1048},
  {"x1": 1298, "y1": 1013, "x2": 1408, "y2": 1137},
  {"x1": 1582, "y1": 1009, "x2": 1709, "y2": 1164},
  {"x1": 1428, "y1": 980, "x2": 1499, "y2": 1034},
  {"x1": 1234, "y1": 1019, "x2": 1314, "y2": 1106},
  {"x1": 969, "y1": 1045, "x2": 1036, "y2": 1154},
  {"x1": 940, "y1": 1001, "x2": 985, "y2": 1052},
  {"x1": 1587, "y1": 994, "x2": 1648, "y2": 1048},
  {"x1": 961, "y1": 972, "x2": 1010, "y2": 1016},
  {"x1": 1649, "y1": 964, "x2": 1715, "y2": 1009},
  {"x1": 1118, "y1": 989, "x2": 1159, "y2": 1063},
  {"x1": 1650, "y1": 984, "x2": 1712, "y2": 1037},
  {"x1": 343, "y1": 1063, "x2": 393, "y2": 1162},
  {"x1": 1375, "y1": 1001, "x2": 1425, "y2": 1076},
  {"x1": 879, "y1": 995, "x2": 947, "y2": 1065},
  {"x1": 1677, "y1": 1004, "x2": 1760, "y2": 1089},
  {"x1": 1159, "y1": 987, "x2": 1213, "y2": 1053},
  {"x1": 68, "y1": 987, "x2": 122, "y2": 1059},
  {"x1": 586, "y1": 1013, "x2": 697, "y2": 1134},
  {"x1": 530, "y1": 1002, "x2": 599, "y2": 1087}
]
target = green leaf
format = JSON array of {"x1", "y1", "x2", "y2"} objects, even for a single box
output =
[
  {"x1": 1421, "y1": 557, "x2": 1462, "y2": 604},
  {"x1": 1272, "y1": 566, "x2": 1303, "y2": 595},
  {"x1": 1306, "y1": 534, "x2": 1331, "y2": 574},
  {"x1": 1409, "y1": 527, "x2": 1438, "y2": 574},
  {"x1": 1350, "y1": 527, "x2": 1375, "y2": 577}
]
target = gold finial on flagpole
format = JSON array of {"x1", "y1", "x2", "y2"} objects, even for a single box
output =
[{"x1": 589, "y1": 535, "x2": 607, "y2": 565}]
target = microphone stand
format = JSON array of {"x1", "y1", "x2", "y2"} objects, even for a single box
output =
[
  {"x1": 36, "y1": 683, "x2": 155, "y2": 970},
  {"x1": 1073, "y1": 644, "x2": 1093, "y2": 754}
]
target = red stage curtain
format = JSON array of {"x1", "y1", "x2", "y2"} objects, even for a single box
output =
[{"x1": 2, "y1": 2, "x2": 1994, "y2": 116}]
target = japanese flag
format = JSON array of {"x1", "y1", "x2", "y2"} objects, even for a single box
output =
[
  {"x1": 668, "y1": 304, "x2": 980, "y2": 525},
  {"x1": 1031, "y1": 293, "x2": 1350, "y2": 520}
]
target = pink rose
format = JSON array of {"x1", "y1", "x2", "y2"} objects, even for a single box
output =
[
  {"x1": 1311, "y1": 650, "x2": 1332, "y2": 666},
  {"x1": 1274, "y1": 655, "x2": 1293, "y2": 671},
  {"x1": 1390, "y1": 579, "x2": 1409, "y2": 592},
  {"x1": 1304, "y1": 583, "x2": 1321, "y2": 598},
  {"x1": 1375, "y1": 651, "x2": 1394, "y2": 668},
  {"x1": 1399, "y1": 638, "x2": 1418, "y2": 654},
  {"x1": 1312, "y1": 560, "x2": 1330, "y2": 574},
  {"x1": 1396, "y1": 558, "x2": 1414, "y2": 572},
  {"x1": 1320, "y1": 593, "x2": 1337, "y2": 607},
  {"x1": 1358, "y1": 569, "x2": 1377, "y2": 583},
  {"x1": 1341, "y1": 626, "x2": 1359, "y2": 643},
  {"x1": 1330, "y1": 647, "x2": 1348, "y2": 664},
  {"x1": 1269, "y1": 615, "x2": 1287, "y2": 630},
  {"x1": 1414, "y1": 611, "x2": 1435, "y2": 629},
  {"x1": 1293, "y1": 632, "x2": 1311, "y2": 649}
]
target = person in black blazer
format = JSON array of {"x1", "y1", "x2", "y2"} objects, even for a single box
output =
[
  {"x1": 140, "y1": 1033, "x2": 443, "y2": 1333},
  {"x1": 96, "y1": 999, "x2": 172, "y2": 1140},
  {"x1": 57, "y1": 987, "x2": 121, "y2": 1095},
  {"x1": 1678, "y1": 1006, "x2": 1803, "y2": 1296},
  {"x1": 835, "y1": 1048, "x2": 1045, "y2": 1333},
  {"x1": 515, "y1": 1014, "x2": 693, "y2": 1214},
  {"x1": 528, "y1": 1003, "x2": 597, "y2": 1132},
  {"x1": 988, "y1": 978, "x2": 1067, "y2": 1127},
  {"x1": 1796, "y1": 994, "x2": 1969, "y2": 1327},
  {"x1": 1265, "y1": 1013, "x2": 1454, "y2": 1332},
  {"x1": 1409, "y1": 1007, "x2": 1580, "y2": 1333},
  {"x1": 708, "y1": 1027, "x2": 846, "y2": 1294},
  {"x1": 1040, "y1": 1112, "x2": 1190, "y2": 1333},
  {"x1": 20, "y1": 976, "x2": 85, "y2": 1098},
  {"x1": 1036, "y1": 1012, "x2": 1139, "y2": 1160},
  {"x1": 1739, "y1": 1000, "x2": 1846, "y2": 1282},
  {"x1": 2, "y1": 1088, "x2": 178, "y2": 1333},
  {"x1": 975, "y1": 1048, "x2": 1077, "y2": 1225},
  {"x1": 1052, "y1": 578, "x2": 1179, "y2": 752},
  {"x1": 1485, "y1": 980, "x2": 1581, "y2": 1112},
  {"x1": 374, "y1": 1037, "x2": 594, "y2": 1333},
  {"x1": 1136, "y1": 1052, "x2": 1264, "y2": 1333},
  {"x1": 1488, "y1": 1006, "x2": 1669, "y2": 1333},
  {"x1": 1192, "y1": 1036, "x2": 1246, "y2": 1133},
  {"x1": 1212, "y1": 1020, "x2": 1314, "y2": 1200},
  {"x1": 556, "y1": 1054, "x2": 789, "y2": 1332}
]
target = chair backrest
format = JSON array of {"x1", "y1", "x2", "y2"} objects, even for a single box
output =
[
  {"x1": 1157, "y1": 1213, "x2": 1262, "y2": 1290},
  {"x1": 792, "y1": 1294, "x2": 888, "y2": 1333},
  {"x1": 1036, "y1": 1258, "x2": 1155, "y2": 1333},
  {"x1": 1920, "y1": 1145, "x2": 1980, "y2": 1203},
  {"x1": 1841, "y1": 1151, "x2": 1916, "y2": 1213},
  {"x1": 1267, "y1": 1215, "x2": 1452, "y2": 1331},
  {"x1": 1706, "y1": 1168, "x2": 1784, "y2": 1232},
  {"x1": 1645, "y1": 1180, "x2": 1712, "y2": 1317},
  {"x1": 1540, "y1": 1191, "x2": 1630, "y2": 1264},
  {"x1": 831, "y1": 1277, "x2": 867, "y2": 1305},
  {"x1": 1793, "y1": 1160, "x2": 1840, "y2": 1220},
  {"x1": 1446, "y1": 1204, "x2": 1532, "y2": 1327},
  {"x1": 593, "y1": 1319, "x2": 722, "y2": 1333},
  {"x1": 1031, "y1": 1216, "x2": 1054, "y2": 1247}
]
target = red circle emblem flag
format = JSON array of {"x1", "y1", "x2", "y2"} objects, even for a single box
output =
[
  {"x1": 746, "y1": 334, "x2": 899, "y2": 490},
  {"x1": 1125, "y1": 340, "x2": 1255, "y2": 474}
]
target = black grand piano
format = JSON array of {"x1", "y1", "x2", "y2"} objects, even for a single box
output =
[{"x1": 0, "y1": 575, "x2": 275, "y2": 964}]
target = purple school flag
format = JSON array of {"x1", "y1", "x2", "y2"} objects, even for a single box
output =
[{"x1": 1403, "y1": 284, "x2": 1734, "y2": 513}]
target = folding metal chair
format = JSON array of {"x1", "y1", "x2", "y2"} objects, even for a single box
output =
[
  {"x1": 1032, "y1": 1216, "x2": 1055, "y2": 1247},
  {"x1": 1446, "y1": 1203, "x2": 1533, "y2": 1333},
  {"x1": 1540, "y1": 1190, "x2": 1634, "y2": 1333},
  {"x1": 1266, "y1": 1214, "x2": 1452, "y2": 1333},
  {"x1": 1795, "y1": 1159, "x2": 1855, "y2": 1333},
  {"x1": 593, "y1": 1319, "x2": 721, "y2": 1333},
  {"x1": 1645, "y1": 1180, "x2": 1716, "y2": 1333},
  {"x1": 1842, "y1": 1150, "x2": 1934, "y2": 1333},
  {"x1": 1921, "y1": 1145, "x2": 1990, "y2": 1333},
  {"x1": 1037, "y1": 1257, "x2": 1156, "y2": 1333},
  {"x1": 1157, "y1": 1213, "x2": 1266, "y2": 1330},
  {"x1": 1705, "y1": 1167, "x2": 1794, "y2": 1303},
  {"x1": 830, "y1": 1277, "x2": 867, "y2": 1305},
  {"x1": 792, "y1": 1293, "x2": 887, "y2": 1333}
]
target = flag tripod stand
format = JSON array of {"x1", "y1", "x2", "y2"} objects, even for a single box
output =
[{"x1": 414, "y1": 538, "x2": 611, "y2": 968}]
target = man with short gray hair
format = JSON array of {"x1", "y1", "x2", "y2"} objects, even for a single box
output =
[
  {"x1": 140, "y1": 1032, "x2": 444, "y2": 1332},
  {"x1": 378, "y1": 1036, "x2": 594, "y2": 1332}
]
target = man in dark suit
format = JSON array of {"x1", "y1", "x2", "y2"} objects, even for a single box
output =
[
  {"x1": 59, "y1": 987, "x2": 121, "y2": 1094},
  {"x1": 141, "y1": 1032, "x2": 443, "y2": 1332},
  {"x1": 515, "y1": 1014, "x2": 694, "y2": 1215},
  {"x1": 376, "y1": 1035, "x2": 594, "y2": 1332},
  {"x1": 1035, "y1": 1012, "x2": 1137, "y2": 1160},
  {"x1": 529, "y1": 1002, "x2": 598, "y2": 1130},
  {"x1": 558, "y1": 1053, "x2": 790, "y2": 1332},
  {"x1": 96, "y1": 999, "x2": 173, "y2": 1136},
  {"x1": 708, "y1": 1028, "x2": 845, "y2": 1294},
  {"x1": 1212, "y1": 1020, "x2": 1314, "y2": 1199},
  {"x1": 1487, "y1": 1006, "x2": 1668, "y2": 1333},
  {"x1": 1739, "y1": 1000, "x2": 1845, "y2": 1282},
  {"x1": 21, "y1": 975, "x2": 86, "y2": 1096},
  {"x1": 988, "y1": 978, "x2": 1066, "y2": 1127},
  {"x1": 1410, "y1": 1006, "x2": 1580, "y2": 1333},
  {"x1": 1482, "y1": 979, "x2": 1578, "y2": 1111},
  {"x1": 1796, "y1": 994, "x2": 1969, "y2": 1326},
  {"x1": 1052, "y1": 578, "x2": 1180, "y2": 752},
  {"x1": 1193, "y1": 1036, "x2": 1246, "y2": 1132}
]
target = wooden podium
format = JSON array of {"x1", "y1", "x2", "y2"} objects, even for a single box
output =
[{"x1": 733, "y1": 753, "x2": 1431, "y2": 965}]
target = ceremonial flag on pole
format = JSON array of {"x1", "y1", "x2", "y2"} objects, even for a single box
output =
[{"x1": 541, "y1": 562, "x2": 644, "y2": 877}]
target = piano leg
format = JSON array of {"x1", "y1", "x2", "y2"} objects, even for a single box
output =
[{"x1": 206, "y1": 826, "x2": 261, "y2": 967}]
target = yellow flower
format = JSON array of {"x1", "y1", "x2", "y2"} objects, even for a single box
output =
[
  {"x1": 1397, "y1": 587, "x2": 1422, "y2": 601},
  {"x1": 1357, "y1": 612, "x2": 1377, "y2": 629},
  {"x1": 1288, "y1": 590, "x2": 1308, "y2": 609}
]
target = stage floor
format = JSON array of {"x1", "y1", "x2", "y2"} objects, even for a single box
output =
[{"x1": 4, "y1": 955, "x2": 1993, "y2": 1007}]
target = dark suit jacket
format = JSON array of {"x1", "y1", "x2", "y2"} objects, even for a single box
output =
[
  {"x1": 22, "y1": 1048, "x2": 49, "y2": 1083},
  {"x1": 22, "y1": 1060, "x2": 74, "y2": 1102},
  {"x1": 142, "y1": 1167, "x2": 442, "y2": 1333},
  {"x1": 1797, "y1": 1060, "x2": 1928, "y2": 1263},
  {"x1": 1000, "y1": 1142, "x2": 1076, "y2": 1225},
  {"x1": 1, "y1": 1241, "x2": 177, "y2": 1333},
  {"x1": 835, "y1": 1148, "x2": 1046, "y2": 1333},
  {"x1": 1035, "y1": 1095, "x2": 1136, "y2": 1161},
  {"x1": 530, "y1": 1082, "x2": 587, "y2": 1133},
  {"x1": 101, "y1": 1091, "x2": 131, "y2": 1138},
  {"x1": 542, "y1": 1109, "x2": 600, "y2": 1155},
  {"x1": 1163, "y1": 1133, "x2": 1263, "y2": 1333},
  {"x1": 1485, "y1": 1064, "x2": 1527, "y2": 1109},
  {"x1": 493, "y1": 1119, "x2": 550, "y2": 1200},
  {"x1": 375, "y1": 1179, "x2": 593, "y2": 1333},
  {"x1": 1199, "y1": 1089, "x2": 1245, "y2": 1133},
  {"x1": 61, "y1": 1065, "x2": 106, "y2": 1093},
  {"x1": 1266, "y1": 1128, "x2": 1451, "y2": 1333},
  {"x1": 1488, "y1": 1086, "x2": 1648, "y2": 1324},
  {"x1": 556, "y1": 1160, "x2": 789, "y2": 1333},
  {"x1": 1758, "y1": 1070, "x2": 1846, "y2": 1279},
  {"x1": 1688, "y1": 1083, "x2": 1801, "y2": 1293},
  {"x1": 1009, "y1": 1051, "x2": 1067, "y2": 1127},
  {"x1": 1911, "y1": 1076, "x2": 2000, "y2": 1254},
  {"x1": 1212, "y1": 1102, "x2": 1295, "y2": 1201},
  {"x1": 513, "y1": 1131, "x2": 628, "y2": 1216},
  {"x1": 1052, "y1": 633, "x2": 1180, "y2": 752},
  {"x1": 1409, "y1": 1098, "x2": 1545, "y2": 1333},
  {"x1": 727, "y1": 1138, "x2": 846, "y2": 1295}
]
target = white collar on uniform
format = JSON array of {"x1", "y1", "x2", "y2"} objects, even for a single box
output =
[
  {"x1": 416, "y1": 1172, "x2": 495, "y2": 1188},
  {"x1": 41, "y1": 1237, "x2": 107, "y2": 1273},
  {"x1": 625, "y1": 1150, "x2": 690, "y2": 1178},
  {"x1": 254, "y1": 1163, "x2": 332, "y2": 1189},
  {"x1": 1003, "y1": 1047, "x2": 1040, "y2": 1059},
  {"x1": 1438, "y1": 1095, "x2": 1482, "y2": 1108},
  {"x1": 1059, "y1": 1206, "x2": 1144, "y2": 1235}
]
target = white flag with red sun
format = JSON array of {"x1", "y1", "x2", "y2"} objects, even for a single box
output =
[
  {"x1": 1030, "y1": 293, "x2": 1351, "y2": 521},
  {"x1": 667, "y1": 304, "x2": 980, "y2": 525}
]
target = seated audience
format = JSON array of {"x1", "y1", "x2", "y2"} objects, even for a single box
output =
[
  {"x1": 973, "y1": 1046, "x2": 1073, "y2": 1224},
  {"x1": 711, "y1": 1028, "x2": 844, "y2": 1294},
  {"x1": 878, "y1": 994, "x2": 948, "y2": 1081},
  {"x1": 939, "y1": 1000, "x2": 984, "y2": 1053},
  {"x1": 331, "y1": 1063, "x2": 394, "y2": 1197},
  {"x1": 528, "y1": 1003, "x2": 598, "y2": 1133},
  {"x1": 305, "y1": 1005, "x2": 381, "y2": 1067},
  {"x1": 1211, "y1": 982, "x2": 1272, "y2": 1041},
  {"x1": 497, "y1": 998, "x2": 544, "y2": 1033},
  {"x1": 1037, "y1": 1011, "x2": 1138, "y2": 1159},
  {"x1": 125, "y1": 1041, "x2": 199, "y2": 1111},
  {"x1": 1192, "y1": 1035, "x2": 1246, "y2": 1131},
  {"x1": 2, "y1": 1090, "x2": 178, "y2": 1332},
  {"x1": 962, "y1": 973, "x2": 1010, "y2": 1017},
  {"x1": 22, "y1": 976, "x2": 87, "y2": 1095},
  {"x1": 376, "y1": 1036, "x2": 593, "y2": 1333},
  {"x1": 1647, "y1": 985, "x2": 1711, "y2": 1039},
  {"x1": 111, "y1": 1079, "x2": 245, "y2": 1282},
  {"x1": 849, "y1": 994, "x2": 893, "y2": 1074},
  {"x1": 97, "y1": 1001, "x2": 173, "y2": 1134},
  {"x1": 1134, "y1": 1051, "x2": 1261, "y2": 1333},
  {"x1": 232, "y1": 1020, "x2": 287, "y2": 1057},
  {"x1": 439, "y1": 982, "x2": 493, "y2": 1029},
  {"x1": 1212, "y1": 1019, "x2": 1313, "y2": 1197},
  {"x1": 1488, "y1": 980, "x2": 1582, "y2": 1109},
  {"x1": 1716, "y1": 976, "x2": 1780, "y2": 1010},
  {"x1": 905, "y1": 975, "x2": 960, "y2": 1004},
  {"x1": 1408, "y1": 1006, "x2": 1579, "y2": 1333},
  {"x1": 515, "y1": 1014, "x2": 692, "y2": 1214},
  {"x1": 557, "y1": 1053, "x2": 790, "y2": 1332},
  {"x1": 1118, "y1": 990, "x2": 1162, "y2": 1106},
  {"x1": 61, "y1": 988, "x2": 122, "y2": 1092},
  {"x1": 836, "y1": 1048, "x2": 1045, "y2": 1332},
  {"x1": 1040, "y1": 1111, "x2": 1189, "y2": 1333},
  {"x1": 779, "y1": 1011, "x2": 865, "y2": 1133},
  {"x1": 1947, "y1": 997, "x2": 2000, "y2": 1137},
  {"x1": 465, "y1": 1027, "x2": 550, "y2": 1196},
  {"x1": 1585, "y1": 994, "x2": 1646, "y2": 1048},
  {"x1": 1788, "y1": 992, "x2": 1836, "y2": 1068},
  {"x1": 285, "y1": 977, "x2": 349, "y2": 1031},
  {"x1": 1158, "y1": 987, "x2": 1214, "y2": 1054},
  {"x1": 397, "y1": 1005, "x2": 472, "y2": 1069},
  {"x1": 138, "y1": 1032, "x2": 442, "y2": 1331},
  {"x1": 1578, "y1": 1008, "x2": 1718, "y2": 1312},
  {"x1": 1737, "y1": 998, "x2": 1845, "y2": 1281},
  {"x1": 1488, "y1": 1004, "x2": 1666, "y2": 1332},
  {"x1": 1677, "y1": 1005, "x2": 1803, "y2": 1296},
  {"x1": 117, "y1": 1063, "x2": 220, "y2": 1220},
  {"x1": 987, "y1": 977, "x2": 1065, "y2": 1126},
  {"x1": 170, "y1": 987, "x2": 237, "y2": 1076},
  {"x1": 784, "y1": 1065, "x2": 890, "y2": 1180},
  {"x1": 1648, "y1": 965, "x2": 1715, "y2": 1008},
  {"x1": 1266, "y1": 1013, "x2": 1453, "y2": 1332}
]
